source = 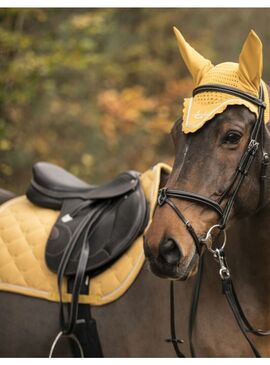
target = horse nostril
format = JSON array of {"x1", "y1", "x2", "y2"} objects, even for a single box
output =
[{"x1": 159, "y1": 238, "x2": 182, "y2": 265}]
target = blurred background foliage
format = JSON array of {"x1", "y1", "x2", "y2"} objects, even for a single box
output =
[{"x1": 1, "y1": 8, "x2": 270, "y2": 193}]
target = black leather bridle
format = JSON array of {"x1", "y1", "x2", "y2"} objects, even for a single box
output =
[
  {"x1": 158, "y1": 83, "x2": 270, "y2": 357},
  {"x1": 158, "y1": 83, "x2": 268, "y2": 255}
]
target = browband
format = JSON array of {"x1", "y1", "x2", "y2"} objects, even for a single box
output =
[{"x1": 193, "y1": 84, "x2": 266, "y2": 109}]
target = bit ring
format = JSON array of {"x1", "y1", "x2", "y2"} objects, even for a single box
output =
[{"x1": 201, "y1": 224, "x2": 227, "y2": 254}]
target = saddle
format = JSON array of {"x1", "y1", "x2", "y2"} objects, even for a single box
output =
[
  {"x1": 26, "y1": 161, "x2": 149, "y2": 356},
  {"x1": 27, "y1": 162, "x2": 148, "y2": 275}
]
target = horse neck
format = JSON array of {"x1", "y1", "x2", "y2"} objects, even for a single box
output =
[
  {"x1": 230, "y1": 89, "x2": 270, "y2": 282},
  {"x1": 226, "y1": 203, "x2": 270, "y2": 304},
  {"x1": 239, "y1": 105, "x2": 270, "y2": 273}
]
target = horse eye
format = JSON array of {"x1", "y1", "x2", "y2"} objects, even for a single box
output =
[{"x1": 223, "y1": 131, "x2": 242, "y2": 144}]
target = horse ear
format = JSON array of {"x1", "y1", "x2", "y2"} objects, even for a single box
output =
[
  {"x1": 239, "y1": 30, "x2": 263, "y2": 92},
  {"x1": 173, "y1": 27, "x2": 213, "y2": 85}
]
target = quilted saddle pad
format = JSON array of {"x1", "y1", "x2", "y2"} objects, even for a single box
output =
[{"x1": 0, "y1": 163, "x2": 171, "y2": 306}]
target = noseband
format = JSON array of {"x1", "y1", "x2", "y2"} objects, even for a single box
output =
[
  {"x1": 157, "y1": 83, "x2": 270, "y2": 357},
  {"x1": 158, "y1": 83, "x2": 268, "y2": 255}
]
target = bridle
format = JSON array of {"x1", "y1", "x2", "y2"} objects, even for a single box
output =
[
  {"x1": 158, "y1": 83, "x2": 268, "y2": 255},
  {"x1": 157, "y1": 83, "x2": 270, "y2": 357}
]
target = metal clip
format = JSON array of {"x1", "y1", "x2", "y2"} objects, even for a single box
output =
[{"x1": 213, "y1": 248, "x2": 230, "y2": 279}]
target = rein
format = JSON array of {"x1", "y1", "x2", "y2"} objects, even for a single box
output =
[{"x1": 159, "y1": 83, "x2": 270, "y2": 357}]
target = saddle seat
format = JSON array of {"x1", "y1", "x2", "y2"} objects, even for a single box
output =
[
  {"x1": 27, "y1": 162, "x2": 139, "y2": 210},
  {"x1": 32, "y1": 161, "x2": 96, "y2": 192}
]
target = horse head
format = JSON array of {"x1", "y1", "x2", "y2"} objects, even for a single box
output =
[{"x1": 144, "y1": 28, "x2": 270, "y2": 281}]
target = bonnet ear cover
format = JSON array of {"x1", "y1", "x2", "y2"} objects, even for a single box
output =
[
  {"x1": 173, "y1": 27, "x2": 270, "y2": 133},
  {"x1": 173, "y1": 26, "x2": 213, "y2": 86},
  {"x1": 238, "y1": 30, "x2": 263, "y2": 94}
]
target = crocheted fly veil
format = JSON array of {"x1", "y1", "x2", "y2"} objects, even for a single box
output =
[{"x1": 173, "y1": 27, "x2": 270, "y2": 133}]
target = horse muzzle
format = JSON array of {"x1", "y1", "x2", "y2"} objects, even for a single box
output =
[{"x1": 143, "y1": 237, "x2": 198, "y2": 280}]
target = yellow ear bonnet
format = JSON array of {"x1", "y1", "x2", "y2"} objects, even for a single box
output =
[{"x1": 173, "y1": 28, "x2": 269, "y2": 133}]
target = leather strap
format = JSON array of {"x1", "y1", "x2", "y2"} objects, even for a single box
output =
[
  {"x1": 168, "y1": 253, "x2": 205, "y2": 358},
  {"x1": 166, "y1": 281, "x2": 185, "y2": 357},
  {"x1": 222, "y1": 277, "x2": 261, "y2": 357},
  {"x1": 57, "y1": 201, "x2": 109, "y2": 334},
  {"x1": 188, "y1": 254, "x2": 204, "y2": 357},
  {"x1": 159, "y1": 188, "x2": 223, "y2": 217},
  {"x1": 193, "y1": 84, "x2": 266, "y2": 108},
  {"x1": 68, "y1": 285, "x2": 103, "y2": 357},
  {"x1": 164, "y1": 198, "x2": 202, "y2": 254}
]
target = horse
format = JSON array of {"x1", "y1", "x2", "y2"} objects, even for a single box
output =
[
  {"x1": 144, "y1": 28, "x2": 270, "y2": 357},
  {"x1": 1, "y1": 27, "x2": 269, "y2": 358}
]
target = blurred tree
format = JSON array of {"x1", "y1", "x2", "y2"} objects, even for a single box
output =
[{"x1": 1, "y1": 9, "x2": 270, "y2": 193}]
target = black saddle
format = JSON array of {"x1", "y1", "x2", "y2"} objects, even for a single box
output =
[
  {"x1": 27, "y1": 162, "x2": 148, "y2": 275},
  {"x1": 26, "y1": 161, "x2": 149, "y2": 353}
]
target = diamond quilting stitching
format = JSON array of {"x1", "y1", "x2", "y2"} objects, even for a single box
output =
[
  {"x1": 0, "y1": 198, "x2": 57, "y2": 292},
  {"x1": 0, "y1": 163, "x2": 167, "y2": 305}
]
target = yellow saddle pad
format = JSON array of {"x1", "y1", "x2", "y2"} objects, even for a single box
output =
[{"x1": 0, "y1": 163, "x2": 171, "y2": 306}]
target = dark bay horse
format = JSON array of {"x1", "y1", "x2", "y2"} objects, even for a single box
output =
[
  {"x1": 1, "y1": 110, "x2": 269, "y2": 356},
  {"x1": 145, "y1": 107, "x2": 270, "y2": 357},
  {"x1": 144, "y1": 28, "x2": 270, "y2": 357},
  {"x1": 1, "y1": 27, "x2": 270, "y2": 357}
]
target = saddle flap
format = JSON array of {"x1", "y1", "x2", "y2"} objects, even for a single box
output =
[{"x1": 45, "y1": 181, "x2": 148, "y2": 276}]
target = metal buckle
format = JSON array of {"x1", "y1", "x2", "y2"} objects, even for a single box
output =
[
  {"x1": 158, "y1": 187, "x2": 168, "y2": 206},
  {"x1": 248, "y1": 139, "x2": 259, "y2": 155}
]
